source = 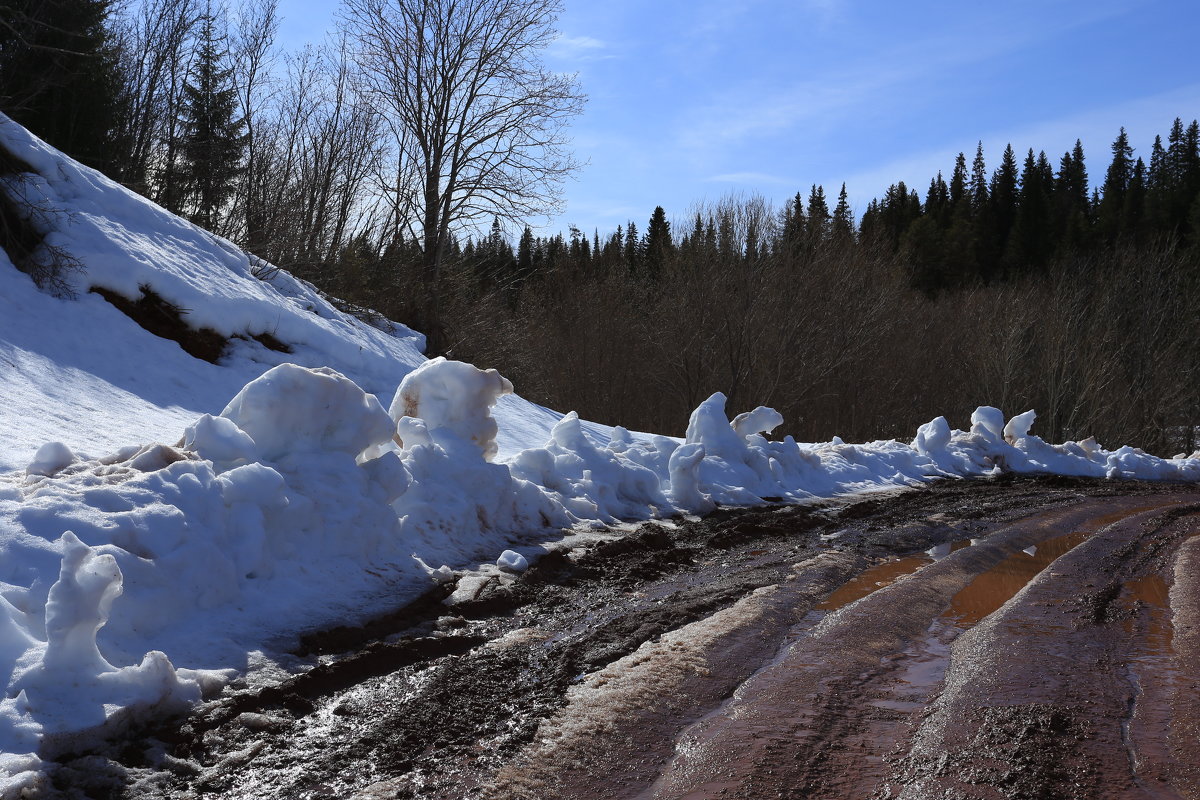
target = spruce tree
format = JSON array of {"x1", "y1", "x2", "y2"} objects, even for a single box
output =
[
  {"x1": 0, "y1": 0, "x2": 122, "y2": 172},
  {"x1": 1097, "y1": 127, "x2": 1134, "y2": 241},
  {"x1": 1008, "y1": 148, "x2": 1052, "y2": 271},
  {"x1": 968, "y1": 142, "x2": 998, "y2": 279},
  {"x1": 925, "y1": 172, "x2": 949, "y2": 223},
  {"x1": 1181, "y1": 120, "x2": 1200, "y2": 242},
  {"x1": 941, "y1": 152, "x2": 976, "y2": 282},
  {"x1": 623, "y1": 220, "x2": 642, "y2": 274},
  {"x1": 990, "y1": 143, "x2": 1019, "y2": 256},
  {"x1": 716, "y1": 212, "x2": 736, "y2": 265},
  {"x1": 644, "y1": 206, "x2": 673, "y2": 279},
  {"x1": 949, "y1": 152, "x2": 968, "y2": 210},
  {"x1": 178, "y1": 9, "x2": 246, "y2": 230},
  {"x1": 1054, "y1": 140, "x2": 1091, "y2": 253},
  {"x1": 970, "y1": 142, "x2": 989, "y2": 213},
  {"x1": 831, "y1": 183, "x2": 854, "y2": 242},
  {"x1": 1121, "y1": 157, "x2": 1147, "y2": 240},
  {"x1": 703, "y1": 216, "x2": 718, "y2": 260},
  {"x1": 781, "y1": 191, "x2": 806, "y2": 258},
  {"x1": 517, "y1": 224, "x2": 535, "y2": 281},
  {"x1": 1146, "y1": 134, "x2": 1169, "y2": 233},
  {"x1": 805, "y1": 184, "x2": 830, "y2": 246}
]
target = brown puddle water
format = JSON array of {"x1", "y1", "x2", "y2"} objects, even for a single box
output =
[
  {"x1": 816, "y1": 540, "x2": 974, "y2": 613},
  {"x1": 815, "y1": 555, "x2": 932, "y2": 611},
  {"x1": 1120, "y1": 567, "x2": 1184, "y2": 792},
  {"x1": 942, "y1": 528, "x2": 1091, "y2": 627}
]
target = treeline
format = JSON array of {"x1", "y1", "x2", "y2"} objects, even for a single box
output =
[
  {"x1": 864, "y1": 127, "x2": 1200, "y2": 294},
  {"x1": 372, "y1": 128, "x2": 1196, "y2": 456}
]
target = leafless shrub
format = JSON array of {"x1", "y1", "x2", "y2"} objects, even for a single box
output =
[{"x1": 0, "y1": 141, "x2": 82, "y2": 298}]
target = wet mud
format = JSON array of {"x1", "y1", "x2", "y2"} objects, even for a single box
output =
[{"x1": 42, "y1": 476, "x2": 1200, "y2": 800}]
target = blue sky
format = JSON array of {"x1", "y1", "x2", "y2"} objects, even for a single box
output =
[{"x1": 279, "y1": 0, "x2": 1200, "y2": 237}]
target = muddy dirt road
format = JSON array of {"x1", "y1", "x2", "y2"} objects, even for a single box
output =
[{"x1": 52, "y1": 476, "x2": 1200, "y2": 799}]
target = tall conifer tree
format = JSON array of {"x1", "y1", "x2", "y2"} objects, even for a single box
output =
[
  {"x1": 1097, "y1": 127, "x2": 1134, "y2": 240},
  {"x1": 179, "y1": 8, "x2": 247, "y2": 230},
  {"x1": 0, "y1": 0, "x2": 121, "y2": 171},
  {"x1": 990, "y1": 143, "x2": 1019, "y2": 254},
  {"x1": 832, "y1": 183, "x2": 854, "y2": 241},
  {"x1": 806, "y1": 184, "x2": 830, "y2": 246},
  {"x1": 644, "y1": 205, "x2": 673, "y2": 279},
  {"x1": 970, "y1": 142, "x2": 989, "y2": 213}
]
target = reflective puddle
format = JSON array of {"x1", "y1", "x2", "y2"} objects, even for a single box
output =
[
  {"x1": 1120, "y1": 568, "x2": 1182, "y2": 790},
  {"x1": 939, "y1": 504, "x2": 1166, "y2": 630},
  {"x1": 815, "y1": 555, "x2": 933, "y2": 612},
  {"x1": 816, "y1": 539, "x2": 974, "y2": 613},
  {"x1": 942, "y1": 528, "x2": 1091, "y2": 627}
]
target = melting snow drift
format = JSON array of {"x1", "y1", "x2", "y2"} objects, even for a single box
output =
[{"x1": 0, "y1": 115, "x2": 1198, "y2": 793}]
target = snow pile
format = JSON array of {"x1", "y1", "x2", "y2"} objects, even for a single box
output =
[
  {"x1": 222, "y1": 363, "x2": 395, "y2": 462},
  {"x1": 509, "y1": 411, "x2": 670, "y2": 524}
]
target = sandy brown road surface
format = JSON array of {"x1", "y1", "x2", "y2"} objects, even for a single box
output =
[{"x1": 43, "y1": 476, "x2": 1200, "y2": 800}]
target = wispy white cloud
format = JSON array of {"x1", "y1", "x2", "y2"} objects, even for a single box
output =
[
  {"x1": 675, "y1": 0, "x2": 1146, "y2": 157},
  {"x1": 799, "y1": 0, "x2": 843, "y2": 29},
  {"x1": 548, "y1": 34, "x2": 615, "y2": 63},
  {"x1": 835, "y1": 83, "x2": 1200, "y2": 209},
  {"x1": 706, "y1": 171, "x2": 794, "y2": 186}
]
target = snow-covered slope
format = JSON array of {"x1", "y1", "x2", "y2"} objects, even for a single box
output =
[{"x1": 0, "y1": 116, "x2": 1197, "y2": 793}]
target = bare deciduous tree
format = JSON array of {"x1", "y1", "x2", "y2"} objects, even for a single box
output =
[
  {"x1": 110, "y1": 0, "x2": 199, "y2": 197},
  {"x1": 340, "y1": 0, "x2": 584, "y2": 344}
]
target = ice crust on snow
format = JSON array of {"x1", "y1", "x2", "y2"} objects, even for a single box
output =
[{"x1": 0, "y1": 113, "x2": 1199, "y2": 792}]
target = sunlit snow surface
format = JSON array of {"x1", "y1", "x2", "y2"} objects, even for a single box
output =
[{"x1": 0, "y1": 115, "x2": 1198, "y2": 793}]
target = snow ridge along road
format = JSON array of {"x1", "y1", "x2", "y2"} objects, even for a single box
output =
[{"x1": 60, "y1": 476, "x2": 1199, "y2": 800}]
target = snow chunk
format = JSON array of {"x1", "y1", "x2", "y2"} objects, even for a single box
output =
[
  {"x1": 221, "y1": 364, "x2": 395, "y2": 461},
  {"x1": 183, "y1": 414, "x2": 259, "y2": 468},
  {"x1": 970, "y1": 406, "x2": 1005, "y2": 442},
  {"x1": 360, "y1": 451, "x2": 411, "y2": 505},
  {"x1": 395, "y1": 416, "x2": 432, "y2": 450},
  {"x1": 412, "y1": 555, "x2": 455, "y2": 584},
  {"x1": 497, "y1": 550, "x2": 529, "y2": 572},
  {"x1": 668, "y1": 442, "x2": 715, "y2": 514},
  {"x1": 508, "y1": 412, "x2": 669, "y2": 523},
  {"x1": 127, "y1": 443, "x2": 189, "y2": 472},
  {"x1": 685, "y1": 393, "x2": 749, "y2": 462},
  {"x1": 390, "y1": 357, "x2": 513, "y2": 462},
  {"x1": 217, "y1": 463, "x2": 288, "y2": 508},
  {"x1": 912, "y1": 416, "x2": 952, "y2": 455},
  {"x1": 41, "y1": 532, "x2": 122, "y2": 674},
  {"x1": 26, "y1": 442, "x2": 75, "y2": 477},
  {"x1": 731, "y1": 407, "x2": 784, "y2": 439},
  {"x1": 1003, "y1": 409, "x2": 1037, "y2": 443},
  {"x1": 16, "y1": 532, "x2": 221, "y2": 736}
]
